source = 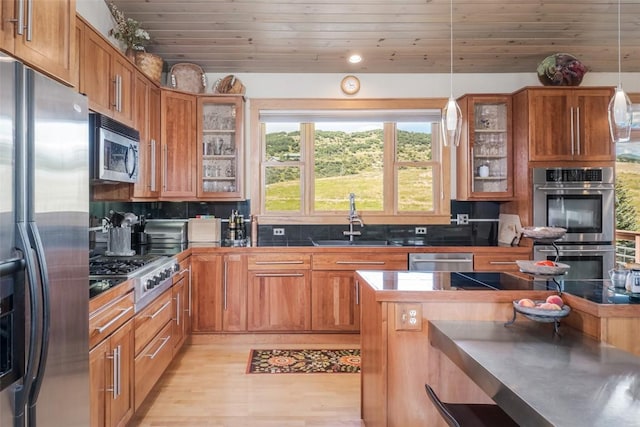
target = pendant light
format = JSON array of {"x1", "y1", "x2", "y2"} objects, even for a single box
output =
[
  {"x1": 608, "y1": 0, "x2": 632, "y2": 143},
  {"x1": 441, "y1": 0, "x2": 462, "y2": 147}
]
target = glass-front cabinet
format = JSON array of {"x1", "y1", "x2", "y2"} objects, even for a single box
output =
[
  {"x1": 456, "y1": 94, "x2": 513, "y2": 200},
  {"x1": 197, "y1": 96, "x2": 245, "y2": 199}
]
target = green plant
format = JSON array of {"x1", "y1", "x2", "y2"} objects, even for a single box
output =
[{"x1": 108, "y1": 2, "x2": 150, "y2": 50}]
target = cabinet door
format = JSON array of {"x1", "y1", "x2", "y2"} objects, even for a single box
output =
[
  {"x1": 132, "y1": 73, "x2": 161, "y2": 199},
  {"x1": 311, "y1": 271, "x2": 360, "y2": 332},
  {"x1": 574, "y1": 89, "x2": 614, "y2": 160},
  {"x1": 247, "y1": 270, "x2": 311, "y2": 331},
  {"x1": 457, "y1": 95, "x2": 513, "y2": 200},
  {"x1": 172, "y1": 277, "x2": 187, "y2": 354},
  {"x1": 12, "y1": 0, "x2": 74, "y2": 84},
  {"x1": 107, "y1": 321, "x2": 134, "y2": 427},
  {"x1": 81, "y1": 26, "x2": 113, "y2": 116},
  {"x1": 111, "y1": 54, "x2": 135, "y2": 127},
  {"x1": 89, "y1": 340, "x2": 107, "y2": 427},
  {"x1": 191, "y1": 254, "x2": 223, "y2": 332},
  {"x1": 528, "y1": 89, "x2": 573, "y2": 161},
  {"x1": 197, "y1": 96, "x2": 244, "y2": 200},
  {"x1": 222, "y1": 253, "x2": 247, "y2": 331},
  {"x1": 161, "y1": 90, "x2": 197, "y2": 198}
]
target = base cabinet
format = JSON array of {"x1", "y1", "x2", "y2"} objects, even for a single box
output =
[
  {"x1": 247, "y1": 254, "x2": 311, "y2": 332},
  {"x1": 311, "y1": 271, "x2": 360, "y2": 331},
  {"x1": 133, "y1": 289, "x2": 174, "y2": 410},
  {"x1": 89, "y1": 320, "x2": 134, "y2": 427}
]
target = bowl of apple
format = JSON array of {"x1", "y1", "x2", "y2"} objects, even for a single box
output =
[{"x1": 514, "y1": 295, "x2": 571, "y2": 322}]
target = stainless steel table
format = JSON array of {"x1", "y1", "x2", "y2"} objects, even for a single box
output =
[{"x1": 429, "y1": 320, "x2": 640, "y2": 427}]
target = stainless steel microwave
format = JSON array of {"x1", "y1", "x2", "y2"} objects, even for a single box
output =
[{"x1": 89, "y1": 113, "x2": 140, "y2": 183}]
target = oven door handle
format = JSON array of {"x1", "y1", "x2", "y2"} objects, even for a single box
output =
[
  {"x1": 535, "y1": 185, "x2": 614, "y2": 191},
  {"x1": 536, "y1": 248, "x2": 615, "y2": 254}
]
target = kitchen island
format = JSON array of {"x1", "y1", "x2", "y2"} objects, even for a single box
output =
[
  {"x1": 357, "y1": 270, "x2": 640, "y2": 427},
  {"x1": 429, "y1": 320, "x2": 640, "y2": 427}
]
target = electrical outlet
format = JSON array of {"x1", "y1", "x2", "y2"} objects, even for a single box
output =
[
  {"x1": 457, "y1": 214, "x2": 469, "y2": 225},
  {"x1": 395, "y1": 303, "x2": 422, "y2": 331},
  {"x1": 415, "y1": 227, "x2": 427, "y2": 235},
  {"x1": 273, "y1": 228, "x2": 285, "y2": 236}
]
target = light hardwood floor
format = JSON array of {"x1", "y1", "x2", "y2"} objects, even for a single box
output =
[{"x1": 129, "y1": 336, "x2": 363, "y2": 427}]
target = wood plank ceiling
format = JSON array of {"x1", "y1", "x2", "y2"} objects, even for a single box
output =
[{"x1": 108, "y1": 0, "x2": 640, "y2": 74}]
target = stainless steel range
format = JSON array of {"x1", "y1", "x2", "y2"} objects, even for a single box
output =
[{"x1": 89, "y1": 255, "x2": 179, "y2": 312}]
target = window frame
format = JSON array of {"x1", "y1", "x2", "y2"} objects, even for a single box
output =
[{"x1": 249, "y1": 98, "x2": 451, "y2": 225}]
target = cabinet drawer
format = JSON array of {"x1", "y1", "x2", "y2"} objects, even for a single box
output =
[
  {"x1": 173, "y1": 258, "x2": 191, "y2": 285},
  {"x1": 134, "y1": 321, "x2": 173, "y2": 411},
  {"x1": 89, "y1": 292, "x2": 134, "y2": 349},
  {"x1": 312, "y1": 253, "x2": 407, "y2": 270},
  {"x1": 248, "y1": 253, "x2": 311, "y2": 270},
  {"x1": 134, "y1": 290, "x2": 173, "y2": 355},
  {"x1": 474, "y1": 254, "x2": 529, "y2": 272}
]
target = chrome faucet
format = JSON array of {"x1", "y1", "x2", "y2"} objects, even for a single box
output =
[{"x1": 344, "y1": 193, "x2": 364, "y2": 241}]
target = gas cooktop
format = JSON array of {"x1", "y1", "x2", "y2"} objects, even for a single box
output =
[{"x1": 89, "y1": 255, "x2": 162, "y2": 277}]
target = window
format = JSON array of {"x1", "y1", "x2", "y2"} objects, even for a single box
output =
[{"x1": 250, "y1": 99, "x2": 451, "y2": 224}]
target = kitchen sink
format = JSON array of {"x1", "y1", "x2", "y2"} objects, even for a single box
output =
[{"x1": 311, "y1": 239, "x2": 396, "y2": 246}]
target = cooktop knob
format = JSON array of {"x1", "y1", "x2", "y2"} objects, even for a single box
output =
[{"x1": 145, "y1": 278, "x2": 156, "y2": 290}]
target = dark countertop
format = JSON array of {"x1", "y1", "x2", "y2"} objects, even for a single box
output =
[
  {"x1": 356, "y1": 271, "x2": 640, "y2": 305},
  {"x1": 429, "y1": 320, "x2": 640, "y2": 427}
]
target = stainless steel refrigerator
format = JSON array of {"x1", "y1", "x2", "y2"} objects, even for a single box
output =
[{"x1": 0, "y1": 54, "x2": 90, "y2": 426}]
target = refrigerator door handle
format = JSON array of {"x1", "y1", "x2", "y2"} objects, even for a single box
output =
[
  {"x1": 26, "y1": 222, "x2": 51, "y2": 422},
  {"x1": 12, "y1": 223, "x2": 41, "y2": 427}
]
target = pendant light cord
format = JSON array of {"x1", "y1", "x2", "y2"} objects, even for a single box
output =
[
  {"x1": 617, "y1": 0, "x2": 621, "y2": 86},
  {"x1": 449, "y1": 0, "x2": 454, "y2": 96}
]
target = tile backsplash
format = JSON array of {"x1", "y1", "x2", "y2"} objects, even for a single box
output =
[{"x1": 90, "y1": 200, "x2": 499, "y2": 246}]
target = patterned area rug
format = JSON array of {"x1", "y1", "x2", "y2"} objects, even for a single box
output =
[{"x1": 247, "y1": 349, "x2": 361, "y2": 374}]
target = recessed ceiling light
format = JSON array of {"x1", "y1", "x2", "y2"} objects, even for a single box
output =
[{"x1": 348, "y1": 54, "x2": 362, "y2": 64}]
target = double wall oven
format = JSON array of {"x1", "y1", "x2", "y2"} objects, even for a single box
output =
[{"x1": 532, "y1": 167, "x2": 615, "y2": 280}]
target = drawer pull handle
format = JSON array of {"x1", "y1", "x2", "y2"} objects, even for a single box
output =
[
  {"x1": 147, "y1": 300, "x2": 171, "y2": 319},
  {"x1": 488, "y1": 261, "x2": 516, "y2": 265},
  {"x1": 335, "y1": 261, "x2": 385, "y2": 265},
  {"x1": 254, "y1": 273, "x2": 304, "y2": 277},
  {"x1": 95, "y1": 307, "x2": 133, "y2": 334},
  {"x1": 254, "y1": 260, "x2": 304, "y2": 265},
  {"x1": 146, "y1": 335, "x2": 171, "y2": 359}
]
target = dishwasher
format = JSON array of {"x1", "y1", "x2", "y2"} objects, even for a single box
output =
[{"x1": 408, "y1": 253, "x2": 474, "y2": 271}]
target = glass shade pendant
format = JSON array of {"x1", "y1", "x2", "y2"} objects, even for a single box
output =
[
  {"x1": 441, "y1": 0, "x2": 462, "y2": 147},
  {"x1": 608, "y1": 0, "x2": 632, "y2": 143},
  {"x1": 609, "y1": 85, "x2": 632, "y2": 143},
  {"x1": 441, "y1": 96, "x2": 462, "y2": 147}
]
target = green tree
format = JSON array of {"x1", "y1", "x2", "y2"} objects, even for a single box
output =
[{"x1": 616, "y1": 180, "x2": 639, "y2": 231}]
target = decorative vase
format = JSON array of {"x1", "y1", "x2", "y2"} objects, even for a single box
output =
[{"x1": 125, "y1": 47, "x2": 136, "y2": 61}]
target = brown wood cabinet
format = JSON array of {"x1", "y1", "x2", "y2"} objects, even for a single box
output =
[
  {"x1": 197, "y1": 95, "x2": 245, "y2": 200},
  {"x1": 311, "y1": 270, "x2": 360, "y2": 332},
  {"x1": 311, "y1": 253, "x2": 406, "y2": 332},
  {"x1": 513, "y1": 87, "x2": 614, "y2": 162},
  {"x1": 456, "y1": 94, "x2": 513, "y2": 200},
  {"x1": 161, "y1": 89, "x2": 197, "y2": 198},
  {"x1": 79, "y1": 19, "x2": 134, "y2": 127},
  {"x1": 172, "y1": 256, "x2": 191, "y2": 352},
  {"x1": 133, "y1": 288, "x2": 174, "y2": 410},
  {"x1": 191, "y1": 253, "x2": 248, "y2": 332},
  {"x1": 247, "y1": 253, "x2": 311, "y2": 331},
  {"x1": 132, "y1": 71, "x2": 161, "y2": 199},
  {"x1": 1, "y1": 0, "x2": 75, "y2": 84},
  {"x1": 473, "y1": 251, "x2": 531, "y2": 272},
  {"x1": 89, "y1": 320, "x2": 134, "y2": 427}
]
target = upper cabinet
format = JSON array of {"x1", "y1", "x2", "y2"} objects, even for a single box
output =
[
  {"x1": 1, "y1": 0, "x2": 75, "y2": 85},
  {"x1": 197, "y1": 96, "x2": 245, "y2": 200},
  {"x1": 161, "y1": 89, "x2": 197, "y2": 198},
  {"x1": 132, "y1": 71, "x2": 161, "y2": 199},
  {"x1": 456, "y1": 94, "x2": 513, "y2": 200},
  {"x1": 79, "y1": 17, "x2": 135, "y2": 127},
  {"x1": 513, "y1": 87, "x2": 614, "y2": 162}
]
